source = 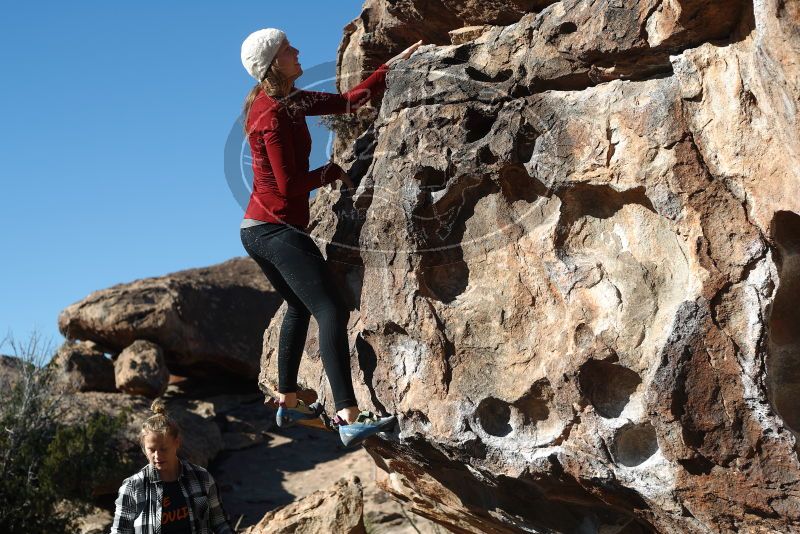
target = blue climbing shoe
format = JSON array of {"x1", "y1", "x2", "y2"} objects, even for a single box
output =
[
  {"x1": 276, "y1": 399, "x2": 323, "y2": 428},
  {"x1": 337, "y1": 410, "x2": 397, "y2": 448}
]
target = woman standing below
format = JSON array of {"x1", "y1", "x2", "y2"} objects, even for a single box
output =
[
  {"x1": 110, "y1": 401, "x2": 232, "y2": 534},
  {"x1": 238, "y1": 28, "x2": 422, "y2": 447}
]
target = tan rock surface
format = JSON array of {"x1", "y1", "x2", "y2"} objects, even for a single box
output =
[
  {"x1": 449, "y1": 25, "x2": 492, "y2": 45},
  {"x1": 259, "y1": 0, "x2": 800, "y2": 532},
  {"x1": 330, "y1": 0, "x2": 558, "y2": 165},
  {"x1": 242, "y1": 475, "x2": 366, "y2": 534},
  {"x1": 74, "y1": 506, "x2": 113, "y2": 534}
]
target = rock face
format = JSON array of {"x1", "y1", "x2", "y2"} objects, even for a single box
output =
[
  {"x1": 332, "y1": 0, "x2": 556, "y2": 161},
  {"x1": 58, "y1": 257, "x2": 281, "y2": 380},
  {"x1": 51, "y1": 340, "x2": 116, "y2": 393},
  {"x1": 243, "y1": 475, "x2": 366, "y2": 534},
  {"x1": 259, "y1": 0, "x2": 800, "y2": 532},
  {"x1": 114, "y1": 339, "x2": 170, "y2": 398},
  {"x1": 336, "y1": 0, "x2": 555, "y2": 79}
]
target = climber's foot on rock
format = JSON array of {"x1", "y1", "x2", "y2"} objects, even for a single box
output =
[
  {"x1": 335, "y1": 410, "x2": 397, "y2": 448},
  {"x1": 276, "y1": 399, "x2": 323, "y2": 428}
]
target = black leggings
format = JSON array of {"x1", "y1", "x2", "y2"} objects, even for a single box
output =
[{"x1": 240, "y1": 223, "x2": 357, "y2": 411}]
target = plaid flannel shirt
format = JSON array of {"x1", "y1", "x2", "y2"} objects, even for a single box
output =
[{"x1": 110, "y1": 459, "x2": 233, "y2": 534}]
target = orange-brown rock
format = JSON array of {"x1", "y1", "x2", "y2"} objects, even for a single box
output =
[
  {"x1": 259, "y1": 0, "x2": 800, "y2": 532},
  {"x1": 243, "y1": 475, "x2": 366, "y2": 534}
]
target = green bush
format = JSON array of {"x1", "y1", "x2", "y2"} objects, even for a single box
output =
[
  {"x1": 41, "y1": 410, "x2": 133, "y2": 502},
  {"x1": 0, "y1": 332, "x2": 131, "y2": 534}
]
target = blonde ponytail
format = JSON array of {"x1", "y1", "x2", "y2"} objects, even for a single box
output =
[
  {"x1": 140, "y1": 399, "x2": 180, "y2": 444},
  {"x1": 242, "y1": 60, "x2": 295, "y2": 136}
]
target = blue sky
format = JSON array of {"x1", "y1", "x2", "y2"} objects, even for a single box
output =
[{"x1": 0, "y1": 1, "x2": 365, "y2": 354}]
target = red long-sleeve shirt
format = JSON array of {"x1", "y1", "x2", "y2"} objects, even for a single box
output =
[{"x1": 243, "y1": 63, "x2": 390, "y2": 229}]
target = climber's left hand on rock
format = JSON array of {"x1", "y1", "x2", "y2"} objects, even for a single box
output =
[{"x1": 388, "y1": 39, "x2": 424, "y2": 67}]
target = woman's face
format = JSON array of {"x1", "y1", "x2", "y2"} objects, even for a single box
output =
[
  {"x1": 142, "y1": 432, "x2": 180, "y2": 474},
  {"x1": 272, "y1": 38, "x2": 302, "y2": 80}
]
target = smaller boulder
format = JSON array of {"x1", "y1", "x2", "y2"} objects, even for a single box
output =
[
  {"x1": 448, "y1": 25, "x2": 491, "y2": 45},
  {"x1": 114, "y1": 340, "x2": 169, "y2": 398},
  {"x1": 244, "y1": 476, "x2": 365, "y2": 534},
  {"x1": 50, "y1": 340, "x2": 115, "y2": 393}
]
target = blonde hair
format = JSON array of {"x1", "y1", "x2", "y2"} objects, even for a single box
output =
[
  {"x1": 140, "y1": 399, "x2": 180, "y2": 444},
  {"x1": 242, "y1": 58, "x2": 295, "y2": 136}
]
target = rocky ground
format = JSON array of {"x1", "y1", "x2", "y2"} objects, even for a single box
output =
[{"x1": 211, "y1": 406, "x2": 441, "y2": 533}]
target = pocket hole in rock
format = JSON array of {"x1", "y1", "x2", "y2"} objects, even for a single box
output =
[
  {"x1": 478, "y1": 145, "x2": 498, "y2": 165},
  {"x1": 513, "y1": 380, "x2": 552, "y2": 426},
  {"x1": 612, "y1": 422, "x2": 658, "y2": 467},
  {"x1": 463, "y1": 107, "x2": 496, "y2": 143},
  {"x1": 558, "y1": 22, "x2": 577, "y2": 34},
  {"x1": 515, "y1": 122, "x2": 538, "y2": 163},
  {"x1": 574, "y1": 323, "x2": 594, "y2": 348},
  {"x1": 465, "y1": 66, "x2": 514, "y2": 83},
  {"x1": 475, "y1": 397, "x2": 512, "y2": 437},
  {"x1": 767, "y1": 210, "x2": 800, "y2": 438},
  {"x1": 416, "y1": 166, "x2": 448, "y2": 193},
  {"x1": 578, "y1": 359, "x2": 642, "y2": 418}
]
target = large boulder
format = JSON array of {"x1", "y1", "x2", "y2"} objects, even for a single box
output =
[
  {"x1": 50, "y1": 340, "x2": 116, "y2": 393},
  {"x1": 114, "y1": 340, "x2": 170, "y2": 398},
  {"x1": 243, "y1": 476, "x2": 366, "y2": 534},
  {"x1": 58, "y1": 257, "x2": 282, "y2": 380},
  {"x1": 260, "y1": 0, "x2": 800, "y2": 532}
]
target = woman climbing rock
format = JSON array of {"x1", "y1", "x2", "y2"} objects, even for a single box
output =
[
  {"x1": 238, "y1": 28, "x2": 423, "y2": 447},
  {"x1": 110, "y1": 401, "x2": 233, "y2": 534}
]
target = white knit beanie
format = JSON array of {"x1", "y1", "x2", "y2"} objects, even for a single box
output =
[{"x1": 241, "y1": 28, "x2": 287, "y2": 81}]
